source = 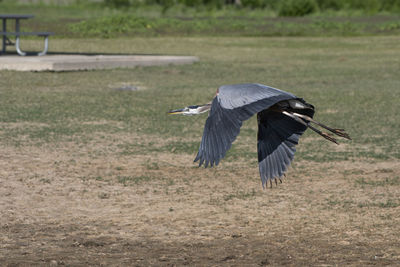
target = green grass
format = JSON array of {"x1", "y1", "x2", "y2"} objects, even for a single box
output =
[
  {"x1": 117, "y1": 175, "x2": 152, "y2": 185},
  {"x1": 1, "y1": 36, "x2": 400, "y2": 162},
  {"x1": 67, "y1": 14, "x2": 400, "y2": 38},
  {"x1": 358, "y1": 199, "x2": 400, "y2": 208},
  {"x1": 355, "y1": 177, "x2": 400, "y2": 187},
  {"x1": 1, "y1": 2, "x2": 400, "y2": 37},
  {"x1": 223, "y1": 189, "x2": 257, "y2": 201},
  {"x1": 325, "y1": 198, "x2": 400, "y2": 209}
]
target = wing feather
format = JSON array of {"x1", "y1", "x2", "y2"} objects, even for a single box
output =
[
  {"x1": 195, "y1": 97, "x2": 242, "y2": 167},
  {"x1": 257, "y1": 112, "x2": 308, "y2": 187},
  {"x1": 195, "y1": 83, "x2": 298, "y2": 170},
  {"x1": 267, "y1": 142, "x2": 275, "y2": 179},
  {"x1": 218, "y1": 83, "x2": 296, "y2": 110}
]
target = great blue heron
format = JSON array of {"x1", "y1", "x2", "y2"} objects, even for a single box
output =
[{"x1": 168, "y1": 83, "x2": 350, "y2": 187}]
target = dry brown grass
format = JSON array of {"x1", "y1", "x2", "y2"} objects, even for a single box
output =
[
  {"x1": 1, "y1": 129, "x2": 399, "y2": 266},
  {"x1": 1, "y1": 36, "x2": 399, "y2": 265}
]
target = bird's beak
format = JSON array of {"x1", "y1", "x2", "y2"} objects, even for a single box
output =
[{"x1": 167, "y1": 108, "x2": 185, "y2": 115}]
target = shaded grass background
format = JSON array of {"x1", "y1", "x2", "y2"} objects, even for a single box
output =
[{"x1": 1, "y1": 36, "x2": 399, "y2": 162}]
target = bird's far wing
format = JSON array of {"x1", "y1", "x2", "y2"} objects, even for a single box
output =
[
  {"x1": 257, "y1": 111, "x2": 308, "y2": 187},
  {"x1": 218, "y1": 83, "x2": 296, "y2": 110},
  {"x1": 194, "y1": 84, "x2": 296, "y2": 168}
]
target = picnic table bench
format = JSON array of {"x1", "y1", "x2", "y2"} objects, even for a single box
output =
[{"x1": 0, "y1": 14, "x2": 54, "y2": 56}]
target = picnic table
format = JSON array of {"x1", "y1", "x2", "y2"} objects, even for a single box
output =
[{"x1": 0, "y1": 14, "x2": 54, "y2": 56}]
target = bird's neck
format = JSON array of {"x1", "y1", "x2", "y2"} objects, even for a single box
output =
[{"x1": 198, "y1": 103, "x2": 211, "y2": 114}]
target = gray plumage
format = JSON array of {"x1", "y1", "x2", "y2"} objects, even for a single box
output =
[
  {"x1": 169, "y1": 83, "x2": 350, "y2": 188},
  {"x1": 194, "y1": 83, "x2": 313, "y2": 187},
  {"x1": 217, "y1": 83, "x2": 296, "y2": 109}
]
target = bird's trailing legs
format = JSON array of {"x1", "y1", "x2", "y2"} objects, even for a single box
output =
[
  {"x1": 291, "y1": 112, "x2": 351, "y2": 140},
  {"x1": 282, "y1": 111, "x2": 350, "y2": 144}
]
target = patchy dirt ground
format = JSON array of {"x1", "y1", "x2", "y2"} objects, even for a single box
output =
[{"x1": 1, "y1": 138, "x2": 399, "y2": 266}]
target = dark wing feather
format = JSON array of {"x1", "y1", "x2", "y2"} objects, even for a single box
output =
[
  {"x1": 194, "y1": 97, "x2": 242, "y2": 167},
  {"x1": 257, "y1": 111, "x2": 308, "y2": 187},
  {"x1": 194, "y1": 83, "x2": 296, "y2": 168}
]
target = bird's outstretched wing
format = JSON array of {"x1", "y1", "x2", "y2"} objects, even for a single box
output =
[
  {"x1": 194, "y1": 83, "x2": 296, "y2": 168},
  {"x1": 257, "y1": 111, "x2": 309, "y2": 187}
]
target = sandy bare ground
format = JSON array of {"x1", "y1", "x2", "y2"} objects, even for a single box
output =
[{"x1": 1, "y1": 135, "x2": 399, "y2": 266}]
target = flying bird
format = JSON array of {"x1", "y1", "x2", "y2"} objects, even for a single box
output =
[{"x1": 168, "y1": 83, "x2": 350, "y2": 188}]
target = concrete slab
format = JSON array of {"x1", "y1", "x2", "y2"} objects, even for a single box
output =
[{"x1": 0, "y1": 54, "x2": 199, "y2": 71}]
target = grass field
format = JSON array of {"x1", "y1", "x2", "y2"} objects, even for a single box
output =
[
  {"x1": 1, "y1": 3, "x2": 400, "y2": 37},
  {"x1": 1, "y1": 36, "x2": 400, "y2": 265}
]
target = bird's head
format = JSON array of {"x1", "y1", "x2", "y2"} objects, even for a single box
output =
[{"x1": 168, "y1": 104, "x2": 211, "y2": 116}]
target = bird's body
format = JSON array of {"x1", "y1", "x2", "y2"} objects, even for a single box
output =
[{"x1": 168, "y1": 83, "x2": 350, "y2": 187}]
